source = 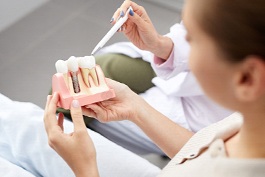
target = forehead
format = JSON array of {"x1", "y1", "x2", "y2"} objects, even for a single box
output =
[
  {"x1": 182, "y1": 0, "x2": 196, "y2": 31},
  {"x1": 182, "y1": 0, "x2": 210, "y2": 37}
]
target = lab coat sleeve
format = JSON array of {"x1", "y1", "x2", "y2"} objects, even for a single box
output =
[
  {"x1": 151, "y1": 23, "x2": 190, "y2": 80},
  {"x1": 150, "y1": 23, "x2": 204, "y2": 96}
]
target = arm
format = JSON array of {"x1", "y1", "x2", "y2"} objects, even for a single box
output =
[
  {"x1": 83, "y1": 79, "x2": 193, "y2": 158},
  {"x1": 44, "y1": 93, "x2": 99, "y2": 177},
  {"x1": 132, "y1": 95, "x2": 193, "y2": 158}
]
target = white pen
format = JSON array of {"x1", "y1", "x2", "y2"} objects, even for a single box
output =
[{"x1": 91, "y1": 6, "x2": 133, "y2": 55}]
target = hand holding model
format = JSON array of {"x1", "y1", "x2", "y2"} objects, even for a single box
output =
[
  {"x1": 113, "y1": 0, "x2": 173, "y2": 59},
  {"x1": 44, "y1": 93, "x2": 99, "y2": 177},
  {"x1": 83, "y1": 78, "x2": 144, "y2": 123}
]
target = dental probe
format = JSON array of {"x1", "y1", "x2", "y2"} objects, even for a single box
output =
[{"x1": 91, "y1": 6, "x2": 133, "y2": 55}]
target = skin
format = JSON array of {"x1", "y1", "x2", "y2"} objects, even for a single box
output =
[{"x1": 44, "y1": 0, "x2": 265, "y2": 176}]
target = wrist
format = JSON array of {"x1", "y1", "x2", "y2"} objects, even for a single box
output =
[
  {"x1": 151, "y1": 35, "x2": 173, "y2": 60},
  {"x1": 130, "y1": 96, "x2": 152, "y2": 124},
  {"x1": 74, "y1": 159, "x2": 99, "y2": 177}
]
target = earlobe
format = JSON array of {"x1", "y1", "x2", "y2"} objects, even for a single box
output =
[{"x1": 234, "y1": 56, "x2": 265, "y2": 102}]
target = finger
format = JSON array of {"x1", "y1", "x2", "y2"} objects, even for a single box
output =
[
  {"x1": 44, "y1": 95, "x2": 52, "y2": 130},
  {"x1": 112, "y1": 8, "x2": 121, "y2": 24},
  {"x1": 119, "y1": 0, "x2": 132, "y2": 18},
  {"x1": 120, "y1": 24, "x2": 127, "y2": 32},
  {"x1": 70, "y1": 100, "x2": 87, "y2": 132},
  {"x1": 49, "y1": 92, "x2": 60, "y2": 115},
  {"x1": 127, "y1": 4, "x2": 147, "y2": 28},
  {"x1": 130, "y1": 1, "x2": 144, "y2": 13},
  {"x1": 57, "y1": 112, "x2": 64, "y2": 131},
  {"x1": 105, "y1": 78, "x2": 119, "y2": 87},
  {"x1": 111, "y1": 0, "x2": 132, "y2": 23},
  {"x1": 85, "y1": 104, "x2": 106, "y2": 120},
  {"x1": 44, "y1": 93, "x2": 60, "y2": 129},
  {"x1": 82, "y1": 106, "x2": 97, "y2": 118},
  {"x1": 105, "y1": 78, "x2": 128, "y2": 94},
  {"x1": 44, "y1": 95, "x2": 52, "y2": 111}
]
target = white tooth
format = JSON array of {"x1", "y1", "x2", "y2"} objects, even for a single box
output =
[
  {"x1": 55, "y1": 60, "x2": 69, "y2": 88},
  {"x1": 67, "y1": 56, "x2": 79, "y2": 72},
  {"x1": 84, "y1": 56, "x2": 96, "y2": 69},
  {"x1": 67, "y1": 56, "x2": 80, "y2": 93},
  {"x1": 78, "y1": 57, "x2": 90, "y2": 87},
  {"x1": 84, "y1": 56, "x2": 98, "y2": 86},
  {"x1": 55, "y1": 60, "x2": 68, "y2": 74}
]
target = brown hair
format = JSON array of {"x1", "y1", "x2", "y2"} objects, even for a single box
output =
[{"x1": 196, "y1": 0, "x2": 265, "y2": 62}]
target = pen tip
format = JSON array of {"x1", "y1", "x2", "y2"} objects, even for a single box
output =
[{"x1": 91, "y1": 47, "x2": 101, "y2": 56}]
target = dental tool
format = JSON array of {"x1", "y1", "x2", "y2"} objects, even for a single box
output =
[
  {"x1": 55, "y1": 60, "x2": 69, "y2": 88},
  {"x1": 91, "y1": 6, "x2": 133, "y2": 55},
  {"x1": 67, "y1": 56, "x2": 81, "y2": 93}
]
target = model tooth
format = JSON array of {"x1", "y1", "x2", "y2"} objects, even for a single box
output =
[
  {"x1": 84, "y1": 56, "x2": 98, "y2": 86},
  {"x1": 67, "y1": 56, "x2": 79, "y2": 72},
  {"x1": 55, "y1": 60, "x2": 68, "y2": 74},
  {"x1": 67, "y1": 56, "x2": 80, "y2": 93},
  {"x1": 78, "y1": 57, "x2": 90, "y2": 87},
  {"x1": 55, "y1": 60, "x2": 69, "y2": 87}
]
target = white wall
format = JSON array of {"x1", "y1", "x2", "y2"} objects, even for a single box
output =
[{"x1": 0, "y1": 0, "x2": 49, "y2": 32}]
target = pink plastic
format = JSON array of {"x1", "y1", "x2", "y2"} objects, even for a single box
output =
[{"x1": 52, "y1": 65, "x2": 115, "y2": 109}]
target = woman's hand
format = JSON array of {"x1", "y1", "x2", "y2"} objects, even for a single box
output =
[
  {"x1": 112, "y1": 0, "x2": 173, "y2": 59},
  {"x1": 44, "y1": 93, "x2": 99, "y2": 177},
  {"x1": 82, "y1": 78, "x2": 143, "y2": 123}
]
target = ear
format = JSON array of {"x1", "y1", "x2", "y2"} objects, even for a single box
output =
[{"x1": 234, "y1": 56, "x2": 265, "y2": 102}]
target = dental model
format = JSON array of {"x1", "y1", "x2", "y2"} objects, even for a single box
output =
[
  {"x1": 52, "y1": 55, "x2": 115, "y2": 109},
  {"x1": 55, "y1": 60, "x2": 69, "y2": 88},
  {"x1": 78, "y1": 56, "x2": 99, "y2": 87},
  {"x1": 67, "y1": 56, "x2": 80, "y2": 93}
]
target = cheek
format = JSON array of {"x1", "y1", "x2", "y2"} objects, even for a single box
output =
[
  {"x1": 188, "y1": 48, "x2": 222, "y2": 100},
  {"x1": 188, "y1": 48, "x2": 207, "y2": 82}
]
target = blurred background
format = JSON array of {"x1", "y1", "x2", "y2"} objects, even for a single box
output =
[{"x1": 0, "y1": 0, "x2": 183, "y2": 168}]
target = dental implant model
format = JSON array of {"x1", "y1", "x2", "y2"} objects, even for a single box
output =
[
  {"x1": 52, "y1": 55, "x2": 115, "y2": 109},
  {"x1": 67, "y1": 56, "x2": 80, "y2": 93}
]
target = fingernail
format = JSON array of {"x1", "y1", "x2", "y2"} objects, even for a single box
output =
[
  {"x1": 129, "y1": 9, "x2": 134, "y2": 16},
  {"x1": 110, "y1": 17, "x2": 114, "y2": 23},
  {"x1": 72, "y1": 100, "x2": 80, "y2": 108},
  {"x1": 120, "y1": 10, "x2": 124, "y2": 17}
]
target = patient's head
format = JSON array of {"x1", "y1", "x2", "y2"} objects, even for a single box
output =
[{"x1": 183, "y1": 0, "x2": 265, "y2": 112}]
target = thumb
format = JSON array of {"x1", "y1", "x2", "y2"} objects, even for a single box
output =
[{"x1": 70, "y1": 100, "x2": 87, "y2": 131}]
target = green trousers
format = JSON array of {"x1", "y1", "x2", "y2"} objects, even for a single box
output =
[{"x1": 53, "y1": 53, "x2": 156, "y2": 125}]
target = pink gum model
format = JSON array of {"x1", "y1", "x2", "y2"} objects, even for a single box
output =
[{"x1": 52, "y1": 65, "x2": 115, "y2": 109}]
